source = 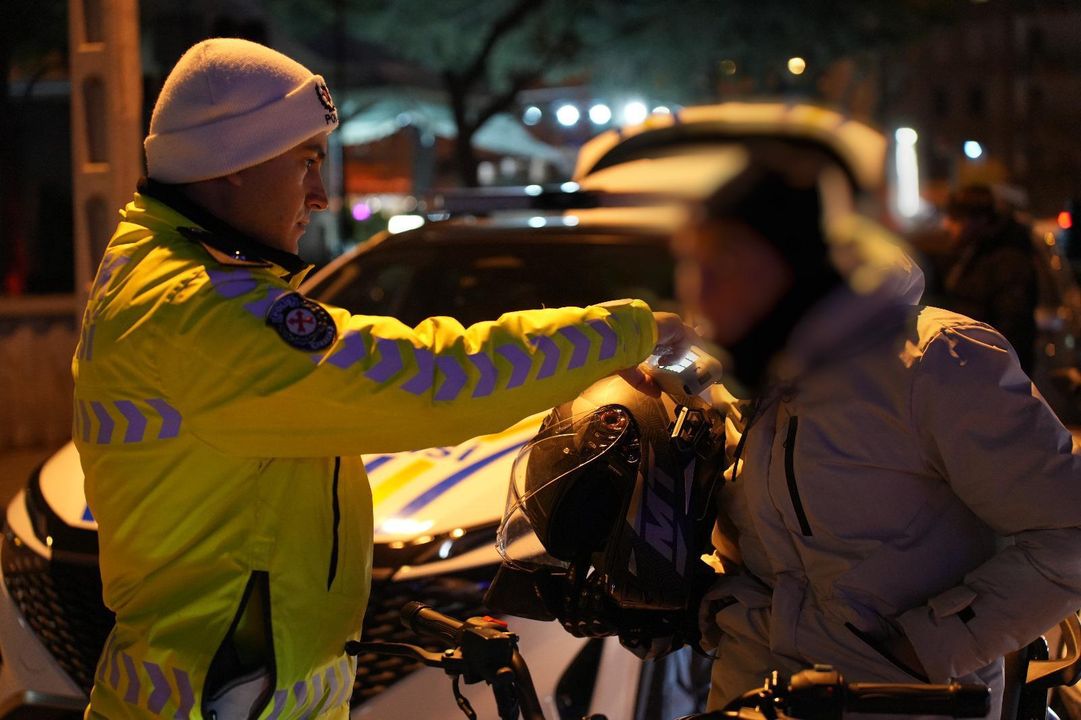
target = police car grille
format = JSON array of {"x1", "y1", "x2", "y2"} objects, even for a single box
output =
[
  {"x1": 1, "y1": 528, "x2": 493, "y2": 708},
  {"x1": 351, "y1": 573, "x2": 491, "y2": 706},
  {"x1": 2, "y1": 531, "x2": 114, "y2": 695}
]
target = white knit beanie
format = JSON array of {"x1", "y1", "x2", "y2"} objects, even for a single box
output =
[{"x1": 144, "y1": 38, "x2": 339, "y2": 183}]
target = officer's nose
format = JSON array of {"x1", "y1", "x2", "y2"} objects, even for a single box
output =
[{"x1": 307, "y1": 172, "x2": 329, "y2": 212}]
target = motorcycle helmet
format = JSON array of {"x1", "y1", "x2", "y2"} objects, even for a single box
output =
[{"x1": 485, "y1": 375, "x2": 726, "y2": 659}]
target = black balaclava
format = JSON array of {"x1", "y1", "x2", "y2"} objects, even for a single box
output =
[{"x1": 705, "y1": 168, "x2": 843, "y2": 393}]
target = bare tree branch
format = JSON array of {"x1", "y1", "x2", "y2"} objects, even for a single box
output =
[
  {"x1": 461, "y1": 0, "x2": 584, "y2": 134},
  {"x1": 455, "y1": 0, "x2": 549, "y2": 94}
]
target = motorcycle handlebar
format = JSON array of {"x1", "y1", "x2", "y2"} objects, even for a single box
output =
[
  {"x1": 845, "y1": 682, "x2": 990, "y2": 717},
  {"x1": 401, "y1": 600, "x2": 463, "y2": 647}
]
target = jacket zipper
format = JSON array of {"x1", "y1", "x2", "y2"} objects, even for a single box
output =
[
  {"x1": 844, "y1": 622, "x2": 930, "y2": 683},
  {"x1": 327, "y1": 456, "x2": 342, "y2": 590},
  {"x1": 784, "y1": 416, "x2": 813, "y2": 536}
]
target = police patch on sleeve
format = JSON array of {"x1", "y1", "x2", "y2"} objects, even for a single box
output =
[{"x1": 266, "y1": 293, "x2": 337, "y2": 351}]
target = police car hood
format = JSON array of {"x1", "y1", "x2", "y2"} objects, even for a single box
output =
[{"x1": 37, "y1": 414, "x2": 546, "y2": 553}]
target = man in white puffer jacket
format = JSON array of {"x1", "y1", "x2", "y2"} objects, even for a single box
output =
[{"x1": 684, "y1": 142, "x2": 1081, "y2": 719}]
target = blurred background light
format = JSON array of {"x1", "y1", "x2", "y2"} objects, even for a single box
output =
[
  {"x1": 555, "y1": 104, "x2": 580, "y2": 126},
  {"x1": 588, "y1": 103, "x2": 612, "y2": 124},
  {"x1": 720, "y1": 59, "x2": 737, "y2": 75},
  {"x1": 894, "y1": 127, "x2": 921, "y2": 219},
  {"x1": 522, "y1": 105, "x2": 542, "y2": 126},
  {"x1": 787, "y1": 57, "x2": 807, "y2": 75},
  {"x1": 350, "y1": 202, "x2": 372, "y2": 222},
  {"x1": 622, "y1": 100, "x2": 648, "y2": 125},
  {"x1": 894, "y1": 127, "x2": 918, "y2": 146},
  {"x1": 963, "y1": 140, "x2": 984, "y2": 159},
  {"x1": 387, "y1": 214, "x2": 425, "y2": 234}
]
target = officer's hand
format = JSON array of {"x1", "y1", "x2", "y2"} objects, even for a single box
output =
[
  {"x1": 653, "y1": 312, "x2": 699, "y2": 348},
  {"x1": 618, "y1": 313, "x2": 701, "y2": 396},
  {"x1": 617, "y1": 366, "x2": 661, "y2": 396}
]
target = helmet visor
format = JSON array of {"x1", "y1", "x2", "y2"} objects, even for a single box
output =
[{"x1": 498, "y1": 405, "x2": 634, "y2": 569}]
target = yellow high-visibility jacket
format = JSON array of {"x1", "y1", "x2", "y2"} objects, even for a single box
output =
[{"x1": 73, "y1": 185, "x2": 656, "y2": 719}]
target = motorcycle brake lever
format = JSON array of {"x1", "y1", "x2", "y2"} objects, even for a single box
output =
[{"x1": 345, "y1": 640, "x2": 464, "y2": 672}]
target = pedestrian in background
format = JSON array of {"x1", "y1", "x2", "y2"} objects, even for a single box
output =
[{"x1": 938, "y1": 185, "x2": 1039, "y2": 373}]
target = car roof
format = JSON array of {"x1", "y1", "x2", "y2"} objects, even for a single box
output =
[
  {"x1": 574, "y1": 102, "x2": 887, "y2": 194},
  {"x1": 304, "y1": 217, "x2": 672, "y2": 291}
]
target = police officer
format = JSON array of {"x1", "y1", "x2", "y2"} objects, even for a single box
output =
[{"x1": 74, "y1": 38, "x2": 685, "y2": 719}]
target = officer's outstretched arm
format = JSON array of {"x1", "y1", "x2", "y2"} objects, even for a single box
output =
[{"x1": 156, "y1": 273, "x2": 656, "y2": 457}]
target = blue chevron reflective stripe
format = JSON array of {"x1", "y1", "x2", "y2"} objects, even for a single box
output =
[
  {"x1": 327, "y1": 331, "x2": 367, "y2": 369},
  {"x1": 77, "y1": 398, "x2": 182, "y2": 444},
  {"x1": 468, "y1": 352, "x2": 498, "y2": 398},
  {"x1": 496, "y1": 344, "x2": 532, "y2": 389},
  {"x1": 95, "y1": 254, "x2": 130, "y2": 292},
  {"x1": 401, "y1": 348, "x2": 436, "y2": 395},
  {"x1": 588, "y1": 319, "x2": 618, "y2": 360},
  {"x1": 366, "y1": 339, "x2": 403, "y2": 383},
  {"x1": 395, "y1": 441, "x2": 526, "y2": 516},
  {"x1": 143, "y1": 661, "x2": 170, "y2": 714},
  {"x1": 121, "y1": 652, "x2": 141, "y2": 705},
  {"x1": 532, "y1": 336, "x2": 561, "y2": 379},
  {"x1": 435, "y1": 355, "x2": 469, "y2": 401},
  {"x1": 77, "y1": 401, "x2": 91, "y2": 442},
  {"x1": 91, "y1": 402, "x2": 115, "y2": 444},
  {"x1": 206, "y1": 268, "x2": 258, "y2": 299},
  {"x1": 559, "y1": 326, "x2": 591, "y2": 369},
  {"x1": 114, "y1": 400, "x2": 148, "y2": 443}
]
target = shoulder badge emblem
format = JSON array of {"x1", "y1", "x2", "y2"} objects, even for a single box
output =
[{"x1": 267, "y1": 293, "x2": 336, "y2": 351}]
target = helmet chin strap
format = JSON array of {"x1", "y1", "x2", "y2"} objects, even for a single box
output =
[{"x1": 726, "y1": 263, "x2": 842, "y2": 394}]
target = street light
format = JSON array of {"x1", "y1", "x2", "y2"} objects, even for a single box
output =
[
  {"x1": 556, "y1": 104, "x2": 580, "y2": 127},
  {"x1": 787, "y1": 57, "x2": 807, "y2": 75}
]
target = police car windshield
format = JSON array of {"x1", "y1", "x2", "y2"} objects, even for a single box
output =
[{"x1": 311, "y1": 234, "x2": 676, "y2": 327}]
